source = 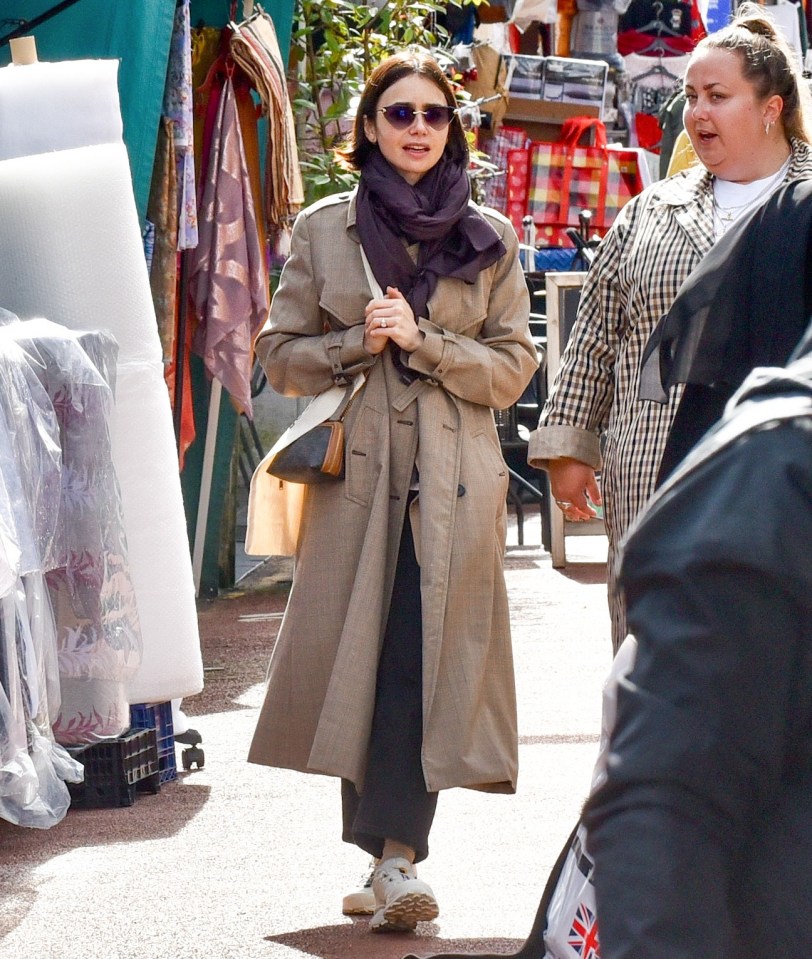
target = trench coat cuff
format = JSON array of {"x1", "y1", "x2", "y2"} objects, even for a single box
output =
[
  {"x1": 325, "y1": 326, "x2": 374, "y2": 385},
  {"x1": 527, "y1": 425, "x2": 602, "y2": 471},
  {"x1": 403, "y1": 318, "x2": 452, "y2": 384}
]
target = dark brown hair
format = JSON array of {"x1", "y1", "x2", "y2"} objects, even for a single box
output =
[
  {"x1": 336, "y1": 49, "x2": 468, "y2": 170},
  {"x1": 694, "y1": 0, "x2": 812, "y2": 142}
]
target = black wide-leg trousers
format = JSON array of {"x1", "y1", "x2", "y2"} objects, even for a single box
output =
[{"x1": 341, "y1": 496, "x2": 438, "y2": 863}]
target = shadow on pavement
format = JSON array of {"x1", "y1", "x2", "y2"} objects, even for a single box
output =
[
  {"x1": 266, "y1": 921, "x2": 524, "y2": 958},
  {"x1": 558, "y1": 562, "x2": 607, "y2": 585}
]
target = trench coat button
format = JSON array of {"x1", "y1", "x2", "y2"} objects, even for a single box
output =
[{"x1": 457, "y1": 484, "x2": 466, "y2": 497}]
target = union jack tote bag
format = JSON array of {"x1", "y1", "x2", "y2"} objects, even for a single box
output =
[{"x1": 543, "y1": 821, "x2": 600, "y2": 959}]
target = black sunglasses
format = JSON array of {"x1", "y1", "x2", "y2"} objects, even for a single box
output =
[{"x1": 377, "y1": 104, "x2": 457, "y2": 131}]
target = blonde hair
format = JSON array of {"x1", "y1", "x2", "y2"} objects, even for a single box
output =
[{"x1": 693, "y1": 0, "x2": 812, "y2": 143}]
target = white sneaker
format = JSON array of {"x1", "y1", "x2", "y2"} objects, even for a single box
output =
[
  {"x1": 342, "y1": 859, "x2": 377, "y2": 916},
  {"x1": 369, "y1": 857, "x2": 439, "y2": 933}
]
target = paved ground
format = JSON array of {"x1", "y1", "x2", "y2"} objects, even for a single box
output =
[{"x1": 0, "y1": 510, "x2": 612, "y2": 959}]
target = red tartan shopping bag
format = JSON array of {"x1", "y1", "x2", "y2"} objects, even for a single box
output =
[
  {"x1": 481, "y1": 125, "x2": 529, "y2": 215},
  {"x1": 528, "y1": 117, "x2": 644, "y2": 246},
  {"x1": 506, "y1": 146, "x2": 531, "y2": 234}
]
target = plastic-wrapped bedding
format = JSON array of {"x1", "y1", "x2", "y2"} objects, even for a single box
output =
[
  {"x1": 5, "y1": 315, "x2": 144, "y2": 744},
  {"x1": 0, "y1": 333, "x2": 82, "y2": 828}
]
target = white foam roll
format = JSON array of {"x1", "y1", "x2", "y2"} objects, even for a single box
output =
[
  {"x1": 0, "y1": 144, "x2": 202, "y2": 704},
  {"x1": 0, "y1": 144, "x2": 159, "y2": 366},
  {"x1": 0, "y1": 60, "x2": 123, "y2": 160},
  {"x1": 113, "y1": 365, "x2": 203, "y2": 703}
]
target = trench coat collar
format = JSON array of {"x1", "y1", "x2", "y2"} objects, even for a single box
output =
[
  {"x1": 345, "y1": 187, "x2": 360, "y2": 242},
  {"x1": 648, "y1": 138, "x2": 812, "y2": 260},
  {"x1": 649, "y1": 163, "x2": 714, "y2": 259}
]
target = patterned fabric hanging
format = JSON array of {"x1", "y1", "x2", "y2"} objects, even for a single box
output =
[
  {"x1": 189, "y1": 74, "x2": 269, "y2": 417},
  {"x1": 163, "y1": 0, "x2": 199, "y2": 250},
  {"x1": 229, "y1": 9, "x2": 304, "y2": 230},
  {"x1": 146, "y1": 116, "x2": 179, "y2": 367}
]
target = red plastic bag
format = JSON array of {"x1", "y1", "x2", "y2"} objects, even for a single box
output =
[{"x1": 506, "y1": 146, "x2": 532, "y2": 234}]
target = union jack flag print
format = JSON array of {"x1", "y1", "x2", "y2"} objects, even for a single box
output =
[{"x1": 568, "y1": 901, "x2": 600, "y2": 959}]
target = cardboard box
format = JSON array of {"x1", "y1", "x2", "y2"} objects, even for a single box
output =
[{"x1": 503, "y1": 95, "x2": 601, "y2": 142}]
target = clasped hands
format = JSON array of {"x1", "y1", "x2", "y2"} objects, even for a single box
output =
[
  {"x1": 364, "y1": 287, "x2": 423, "y2": 355},
  {"x1": 548, "y1": 457, "x2": 602, "y2": 522}
]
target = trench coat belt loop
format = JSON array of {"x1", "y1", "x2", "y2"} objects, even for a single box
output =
[
  {"x1": 392, "y1": 378, "x2": 429, "y2": 412},
  {"x1": 325, "y1": 334, "x2": 350, "y2": 385}
]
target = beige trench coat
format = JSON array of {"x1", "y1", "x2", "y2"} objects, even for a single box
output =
[
  {"x1": 528, "y1": 140, "x2": 812, "y2": 648},
  {"x1": 248, "y1": 191, "x2": 537, "y2": 794}
]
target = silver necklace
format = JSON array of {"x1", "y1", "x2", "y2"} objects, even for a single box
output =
[{"x1": 712, "y1": 155, "x2": 792, "y2": 235}]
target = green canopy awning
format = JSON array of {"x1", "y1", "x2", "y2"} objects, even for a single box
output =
[{"x1": 0, "y1": 1, "x2": 294, "y2": 222}]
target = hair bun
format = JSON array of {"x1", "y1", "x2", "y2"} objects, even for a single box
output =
[
  {"x1": 734, "y1": 1, "x2": 779, "y2": 41},
  {"x1": 742, "y1": 17, "x2": 778, "y2": 40}
]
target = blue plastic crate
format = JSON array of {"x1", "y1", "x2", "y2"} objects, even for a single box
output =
[
  {"x1": 130, "y1": 702, "x2": 177, "y2": 784},
  {"x1": 535, "y1": 247, "x2": 577, "y2": 272}
]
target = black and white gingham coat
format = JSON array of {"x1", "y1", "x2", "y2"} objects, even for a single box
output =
[{"x1": 529, "y1": 140, "x2": 812, "y2": 649}]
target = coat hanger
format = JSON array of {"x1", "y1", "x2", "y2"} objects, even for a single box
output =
[
  {"x1": 636, "y1": 1, "x2": 685, "y2": 38},
  {"x1": 229, "y1": 1, "x2": 257, "y2": 20},
  {"x1": 637, "y1": 33, "x2": 684, "y2": 55},
  {"x1": 0, "y1": 0, "x2": 82, "y2": 49},
  {"x1": 633, "y1": 52, "x2": 682, "y2": 82},
  {"x1": 230, "y1": 2, "x2": 266, "y2": 34}
]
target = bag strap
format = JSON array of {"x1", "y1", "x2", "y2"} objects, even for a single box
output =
[
  {"x1": 359, "y1": 243, "x2": 384, "y2": 299},
  {"x1": 328, "y1": 373, "x2": 364, "y2": 422},
  {"x1": 322, "y1": 242, "x2": 378, "y2": 423},
  {"x1": 559, "y1": 116, "x2": 608, "y2": 150}
]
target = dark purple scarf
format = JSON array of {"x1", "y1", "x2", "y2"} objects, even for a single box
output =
[{"x1": 355, "y1": 150, "x2": 506, "y2": 323}]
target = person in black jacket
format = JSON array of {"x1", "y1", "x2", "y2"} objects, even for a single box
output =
[
  {"x1": 584, "y1": 324, "x2": 812, "y2": 959},
  {"x1": 641, "y1": 177, "x2": 812, "y2": 482}
]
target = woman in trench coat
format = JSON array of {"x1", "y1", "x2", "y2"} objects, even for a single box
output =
[
  {"x1": 248, "y1": 51, "x2": 537, "y2": 933},
  {"x1": 528, "y1": 4, "x2": 812, "y2": 652}
]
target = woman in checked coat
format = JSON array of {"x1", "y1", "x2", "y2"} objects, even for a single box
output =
[
  {"x1": 248, "y1": 51, "x2": 537, "y2": 933},
  {"x1": 529, "y1": 4, "x2": 812, "y2": 652}
]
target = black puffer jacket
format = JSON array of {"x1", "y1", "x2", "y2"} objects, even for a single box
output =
[
  {"x1": 641, "y1": 175, "x2": 812, "y2": 482},
  {"x1": 585, "y1": 335, "x2": 812, "y2": 959}
]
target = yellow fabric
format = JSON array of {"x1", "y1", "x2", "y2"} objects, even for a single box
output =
[{"x1": 667, "y1": 129, "x2": 698, "y2": 176}]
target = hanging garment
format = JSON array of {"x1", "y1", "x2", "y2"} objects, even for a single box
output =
[
  {"x1": 229, "y1": 9, "x2": 304, "y2": 229},
  {"x1": 162, "y1": 0, "x2": 199, "y2": 250},
  {"x1": 146, "y1": 116, "x2": 179, "y2": 367},
  {"x1": 191, "y1": 24, "x2": 224, "y2": 183},
  {"x1": 189, "y1": 74, "x2": 269, "y2": 417}
]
